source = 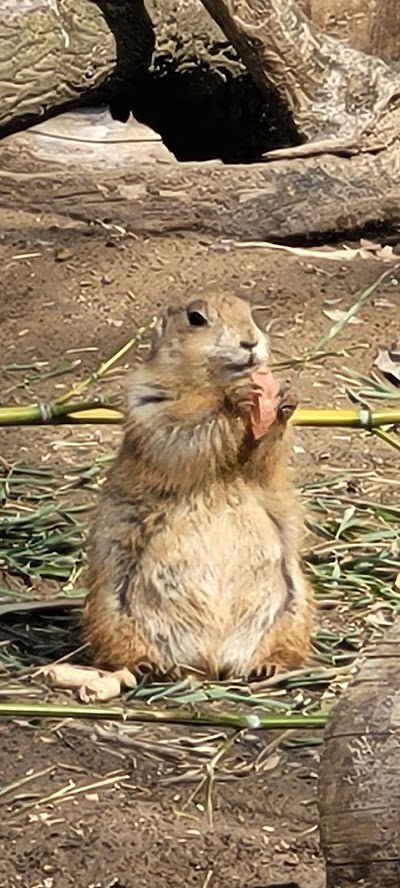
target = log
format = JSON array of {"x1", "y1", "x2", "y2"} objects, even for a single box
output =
[
  {"x1": 149, "y1": 0, "x2": 400, "y2": 64},
  {"x1": 0, "y1": 0, "x2": 154, "y2": 139},
  {"x1": 319, "y1": 619, "x2": 400, "y2": 888},
  {"x1": 3, "y1": 0, "x2": 400, "y2": 151},
  {"x1": 1, "y1": 143, "x2": 400, "y2": 242},
  {"x1": 3, "y1": 0, "x2": 400, "y2": 240},
  {"x1": 200, "y1": 0, "x2": 400, "y2": 145},
  {"x1": 301, "y1": 0, "x2": 400, "y2": 61}
]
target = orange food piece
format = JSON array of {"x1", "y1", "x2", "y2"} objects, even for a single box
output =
[{"x1": 249, "y1": 370, "x2": 281, "y2": 440}]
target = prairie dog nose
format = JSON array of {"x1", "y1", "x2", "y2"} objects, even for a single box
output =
[{"x1": 240, "y1": 335, "x2": 259, "y2": 350}]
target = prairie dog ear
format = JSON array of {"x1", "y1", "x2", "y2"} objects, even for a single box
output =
[{"x1": 251, "y1": 304, "x2": 271, "y2": 333}]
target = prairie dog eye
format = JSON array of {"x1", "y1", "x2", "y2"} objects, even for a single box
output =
[{"x1": 186, "y1": 300, "x2": 209, "y2": 327}]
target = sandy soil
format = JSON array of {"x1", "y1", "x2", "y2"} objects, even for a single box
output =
[{"x1": 0, "y1": 140, "x2": 399, "y2": 888}]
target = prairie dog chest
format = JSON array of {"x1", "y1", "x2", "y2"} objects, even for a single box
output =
[{"x1": 145, "y1": 481, "x2": 284, "y2": 577}]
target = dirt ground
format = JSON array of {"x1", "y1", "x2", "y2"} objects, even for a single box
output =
[{"x1": 1, "y1": 163, "x2": 400, "y2": 888}]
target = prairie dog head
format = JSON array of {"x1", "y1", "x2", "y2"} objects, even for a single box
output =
[{"x1": 148, "y1": 294, "x2": 270, "y2": 383}]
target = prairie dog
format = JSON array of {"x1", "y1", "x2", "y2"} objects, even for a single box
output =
[{"x1": 83, "y1": 294, "x2": 314, "y2": 680}]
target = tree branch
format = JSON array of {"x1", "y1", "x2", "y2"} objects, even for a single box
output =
[
  {"x1": 319, "y1": 618, "x2": 400, "y2": 887},
  {"x1": 199, "y1": 0, "x2": 400, "y2": 144},
  {"x1": 0, "y1": 0, "x2": 154, "y2": 139},
  {"x1": 1, "y1": 143, "x2": 400, "y2": 242}
]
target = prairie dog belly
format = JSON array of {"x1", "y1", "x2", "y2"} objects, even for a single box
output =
[{"x1": 131, "y1": 488, "x2": 291, "y2": 673}]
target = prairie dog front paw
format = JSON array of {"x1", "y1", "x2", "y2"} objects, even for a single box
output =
[
  {"x1": 225, "y1": 376, "x2": 262, "y2": 415},
  {"x1": 277, "y1": 382, "x2": 298, "y2": 423}
]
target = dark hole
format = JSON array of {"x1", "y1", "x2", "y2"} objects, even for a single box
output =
[{"x1": 110, "y1": 53, "x2": 303, "y2": 164}]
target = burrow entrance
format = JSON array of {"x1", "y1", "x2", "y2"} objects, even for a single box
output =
[{"x1": 109, "y1": 54, "x2": 302, "y2": 163}]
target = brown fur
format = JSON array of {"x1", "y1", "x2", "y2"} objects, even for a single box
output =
[{"x1": 82, "y1": 293, "x2": 314, "y2": 680}]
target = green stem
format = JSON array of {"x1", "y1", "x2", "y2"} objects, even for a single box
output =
[
  {"x1": 55, "y1": 324, "x2": 153, "y2": 405},
  {"x1": 1, "y1": 405, "x2": 399, "y2": 430},
  {"x1": 372, "y1": 427, "x2": 400, "y2": 452},
  {"x1": 0, "y1": 701, "x2": 328, "y2": 730},
  {"x1": 310, "y1": 269, "x2": 394, "y2": 354},
  {"x1": 0, "y1": 399, "x2": 111, "y2": 426},
  {"x1": 292, "y1": 408, "x2": 400, "y2": 428}
]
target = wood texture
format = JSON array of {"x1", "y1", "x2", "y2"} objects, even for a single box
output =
[
  {"x1": 1, "y1": 144, "x2": 399, "y2": 242},
  {"x1": 301, "y1": 0, "x2": 400, "y2": 61},
  {"x1": 0, "y1": 0, "x2": 154, "y2": 139},
  {"x1": 153, "y1": 0, "x2": 400, "y2": 63},
  {"x1": 319, "y1": 620, "x2": 400, "y2": 888},
  {"x1": 200, "y1": 0, "x2": 400, "y2": 143}
]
